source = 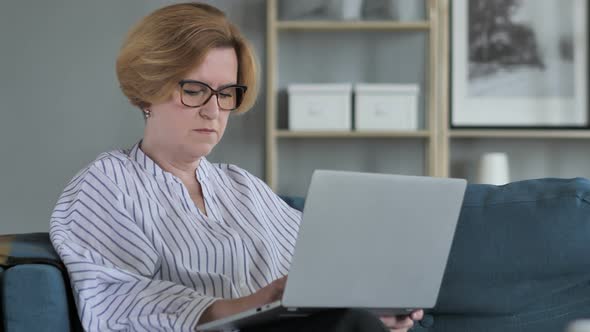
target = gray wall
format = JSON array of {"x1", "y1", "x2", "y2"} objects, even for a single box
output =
[
  {"x1": 0, "y1": 0, "x2": 266, "y2": 234},
  {"x1": 2, "y1": 1, "x2": 590, "y2": 233}
]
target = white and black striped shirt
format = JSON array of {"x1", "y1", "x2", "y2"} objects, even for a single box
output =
[{"x1": 49, "y1": 141, "x2": 302, "y2": 331}]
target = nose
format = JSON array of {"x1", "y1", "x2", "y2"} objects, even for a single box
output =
[{"x1": 199, "y1": 95, "x2": 220, "y2": 119}]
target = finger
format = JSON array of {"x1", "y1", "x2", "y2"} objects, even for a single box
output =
[
  {"x1": 272, "y1": 277, "x2": 288, "y2": 299},
  {"x1": 276, "y1": 276, "x2": 287, "y2": 287},
  {"x1": 393, "y1": 316, "x2": 414, "y2": 328},
  {"x1": 411, "y1": 309, "x2": 424, "y2": 321},
  {"x1": 276, "y1": 278, "x2": 287, "y2": 291},
  {"x1": 380, "y1": 316, "x2": 398, "y2": 327}
]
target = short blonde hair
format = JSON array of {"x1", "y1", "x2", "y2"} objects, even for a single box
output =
[{"x1": 116, "y1": 3, "x2": 258, "y2": 113}]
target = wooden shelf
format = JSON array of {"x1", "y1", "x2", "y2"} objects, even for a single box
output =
[
  {"x1": 275, "y1": 130, "x2": 431, "y2": 138},
  {"x1": 450, "y1": 130, "x2": 590, "y2": 139},
  {"x1": 265, "y1": 0, "x2": 445, "y2": 189},
  {"x1": 276, "y1": 20, "x2": 430, "y2": 31}
]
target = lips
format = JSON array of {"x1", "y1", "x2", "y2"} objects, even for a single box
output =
[{"x1": 194, "y1": 128, "x2": 216, "y2": 133}]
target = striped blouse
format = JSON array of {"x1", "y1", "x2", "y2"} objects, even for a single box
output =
[{"x1": 49, "y1": 141, "x2": 302, "y2": 331}]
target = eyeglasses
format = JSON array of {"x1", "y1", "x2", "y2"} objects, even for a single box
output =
[{"x1": 178, "y1": 80, "x2": 247, "y2": 111}]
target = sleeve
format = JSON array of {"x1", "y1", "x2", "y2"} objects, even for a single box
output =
[{"x1": 49, "y1": 164, "x2": 217, "y2": 332}]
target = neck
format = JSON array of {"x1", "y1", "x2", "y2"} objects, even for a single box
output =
[{"x1": 140, "y1": 138, "x2": 201, "y2": 189}]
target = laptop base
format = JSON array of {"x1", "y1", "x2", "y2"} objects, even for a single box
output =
[{"x1": 196, "y1": 302, "x2": 318, "y2": 331}]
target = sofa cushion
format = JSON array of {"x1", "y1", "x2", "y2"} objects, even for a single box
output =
[
  {"x1": 2, "y1": 264, "x2": 71, "y2": 332},
  {"x1": 437, "y1": 179, "x2": 590, "y2": 303}
]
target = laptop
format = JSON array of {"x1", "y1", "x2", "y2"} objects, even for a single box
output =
[{"x1": 196, "y1": 170, "x2": 467, "y2": 331}]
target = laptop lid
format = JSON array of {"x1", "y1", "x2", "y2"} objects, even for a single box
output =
[{"x1": 282, "y1": 170, "x2": 467, "y2": 310}]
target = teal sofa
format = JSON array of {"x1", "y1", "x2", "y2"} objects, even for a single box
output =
[
  {"x1": 2, "y1": 178, "x2": 590, "y2": 331},
  {"x1": 0, "y1": 233, "x2": 83, "y2": 332}
]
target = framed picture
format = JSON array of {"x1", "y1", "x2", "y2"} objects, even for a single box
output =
[{"x1": 451, "y1": 0, "x2": 589, "y2": 128}]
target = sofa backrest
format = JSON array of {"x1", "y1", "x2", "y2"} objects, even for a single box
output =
[
  {"x1": 283, "y1": 177, "x2": 590, "y2": 331},
  {"x1": 438, "y1": 177, "x2": 590, "y2": 314},
  {"x1": 429, "y1": 177, "x2": 590, "y2": 331},
  {"x1": 0, "y1": 266, "x2": 3, "y2": 332}
]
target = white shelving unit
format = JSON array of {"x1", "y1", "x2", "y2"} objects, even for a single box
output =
[
  {"x1": 265, "y1": 0, "x2": 442, "y2": 192},
  {"x1": 265, "y1": 0, "x2": 590, "y2": 192}
]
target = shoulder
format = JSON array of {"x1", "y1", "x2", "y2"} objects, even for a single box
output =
[
  {"x1": 62, "y1": 148, "x2": 134, "y2": 193},
  {"x1": 92, "y1": 148, "x2": 134, "y2": 174},
  {"x1": 207, "y1": 161, "x2": 268, "y2": 190},
  {"x1": 206, "y1": 161, "x2": 298, "y2": 210},
  {"x1": 207, "y1": 162, "x2": 303, "y2": 220}
]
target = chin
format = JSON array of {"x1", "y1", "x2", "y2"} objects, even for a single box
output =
[{"x1": 190, "y1": 144, "x2": 215, "y2": 158}]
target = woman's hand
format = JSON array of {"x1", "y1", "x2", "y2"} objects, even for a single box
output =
[
  {"x1": 199, "y1": 276, "x2": 287, "y2": 324},
  {"x1": 380, "y1": 309, "x2": 424, "y2": 332},
  {"x1": 247, "y1": 276, "x2": 287, "y2": 308}
]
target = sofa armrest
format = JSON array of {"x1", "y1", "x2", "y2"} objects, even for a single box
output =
[{"x1": 2, "y1": 264, "x2": 71, "y2": 332}]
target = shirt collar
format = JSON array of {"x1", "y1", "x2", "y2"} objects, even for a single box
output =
[
  {"x1": 196, "y1": 156, "x2": 212, "y2": 181},
  {"x1": 128, "y1": 140, "x2": 211, "y2": 184}
]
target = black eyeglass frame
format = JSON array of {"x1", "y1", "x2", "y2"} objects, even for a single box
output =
[{"x1": 178, "y1": 79, "x2": 248, "y2": 111}]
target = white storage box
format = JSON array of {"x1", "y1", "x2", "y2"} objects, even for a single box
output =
[
  {"x1": 354, "y1": 83, "x2": 420, "y2": 131},
  {"x1": 288, "y1": 84, "x2": 352, "y2": 131}
]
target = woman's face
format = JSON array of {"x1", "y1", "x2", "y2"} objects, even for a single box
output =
[{"x1": 145, "y1": 47, "x2": 239, "y2": 160}]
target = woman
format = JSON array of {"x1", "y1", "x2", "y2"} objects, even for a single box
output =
[{"x1": 49, "y1": 3, "x2": 423, "y2": 331}]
